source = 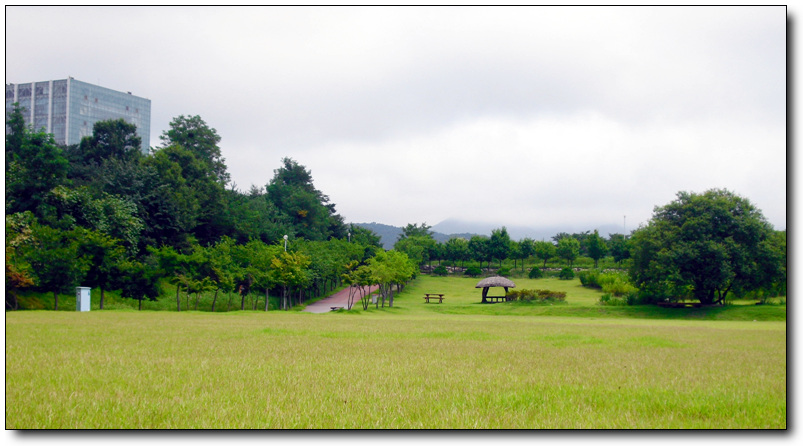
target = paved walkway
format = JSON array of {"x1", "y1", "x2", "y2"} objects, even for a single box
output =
[{"x1": 303, "y1": 285, "x2": 378, "y2": 313}]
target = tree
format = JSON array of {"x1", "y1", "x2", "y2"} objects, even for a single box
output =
[
  {"x1": 468, "y1": 236, "x2": 492, "y2": 269},
  {"x1": 557, "y1": 237, "x2": 580, "y2": 268},
  {"x1": 160, "y1": 115, "x2": 229, "y2": 185},
  {"x1": 398, "y1": 223, "x2": 433, "y2": 240},
  {"x1": 270, "y1": 250, "x2": 311, "y2": 310},
  {"x1": 533, "y1": 240, "x2": 556, "y2": 268},
  {"x1": 117, "y1": 257, "x2": 161, "y2": 311},
  {"x1": 629, "y1": 189, "x2": 782, "y2": 305},
  {"x1": 607, "y1": 234, "x2": 630, "y2": 265},
  {"x1": 586, "y1": 230, "x2": 607, "y2": 268},
  {"x1": 266, "y1": 158, "x2": 346, "y2": 241},
  {"x1": 78, "y1": 229, "x2": 126, "y2": 310},
  {"x1": 25, "y1": 225, "x2": 91, "y2": 310},
  {"x1": 489, "y1": 227, "x2": 512, "y2": 268},
  {"x1": 518, "y1": 238, "x2": 535, "y2": 271},
  {"x1": 444, "y1": 237, "x2": 470, "y2": 269},
  {"x1": 77, "y1": 119, "x2": 142, "y2": 166}
]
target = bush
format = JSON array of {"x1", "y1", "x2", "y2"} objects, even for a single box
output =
[
  {"x1": 577, "y1": 269, "x2": 601, "y2": 288},
  {"x1": 506, "y1": 289, "x2": 566, "y2": 303},
  {"x1": 464, "y1": 266, "x2": 482, "y2": 277},
  {"x1": 432, "y1": 265, "x2": 448, "y2": 276},
  {"x1": 558, "y1": 267, "x2": 575, "y2": 280},
  {"x1": 497, "y1": 267, "x2": 511, "y2": 277},
  {"x1": 528, "y1": 267, "x2": 543, "y2": 279}
]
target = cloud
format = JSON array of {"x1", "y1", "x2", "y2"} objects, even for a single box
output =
[{"x1": 5, "y1": 5, "x2": 786, "y2": 232}]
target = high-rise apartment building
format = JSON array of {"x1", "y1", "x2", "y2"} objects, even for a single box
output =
[{"x1": 5, "y1": 77, "x2": 151, "y2": 153}]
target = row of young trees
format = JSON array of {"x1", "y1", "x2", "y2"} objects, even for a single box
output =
[
  {"x1": 5, "y1": 104, "x2": 404, "y2": 310},
  {"x1": 392, "y1": 223, "x2": 627, "y2": 271}
]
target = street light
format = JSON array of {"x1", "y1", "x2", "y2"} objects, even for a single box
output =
[{"x1": 283, "y1": 234, "x2": 288, "y2": 252}]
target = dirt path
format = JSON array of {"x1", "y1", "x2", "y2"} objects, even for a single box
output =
[{"x1": 303, "y1": 285, "x2": 378, "y2": 313}]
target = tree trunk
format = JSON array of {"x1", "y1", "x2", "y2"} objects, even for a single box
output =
[
  {"x1": 264, "y1": 288, "x2": 270, "y2": 312},
  {"x1": 53, "y1": 290, "x2": 59, "y2": 311},
  {"x1": 176, "y1": 284, "x2": 181, "y2": 312},
  {"x1": 138, "y1": 298, "x2": 143, "y2": 311},
  {"x1": 241, "y1": 292, "x2": 246, "y2": 311},
  {"x1": 211, "y1": 288, "x2": 219, "y2": 312}
]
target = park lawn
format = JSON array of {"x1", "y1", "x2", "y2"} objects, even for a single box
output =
[
  {"x1": 392, "y1": 275, "x2": 787, "y2": 321},
  {"x1": 6, "y1": 308, "x2": 786, "y2": 429}
]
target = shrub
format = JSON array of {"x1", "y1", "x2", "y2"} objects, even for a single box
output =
[
  {"x1": 432, "y1": 265, "x2": 448, "y2": 276},
  {"x1": 528, "y1": 267, "x2": 543, "y2": 279},
  {"x1": 558, "y1": 267, "x2": 575, "y2": 280},
  {"x1": 464, "y1": 266, "x2": 482, "y2": 277},
  {"x1": 577, "y1": 269, "x2": 601, "y2": 288},
  {"x1": 497, "y1": 267, "x2": 511, "y2": 277},
  {"x1": 506, "y1": 289, "x2": 566, "y2": 303},
  {"x1": 598, "y1": 293, "x2": 628, "y2": 306}
]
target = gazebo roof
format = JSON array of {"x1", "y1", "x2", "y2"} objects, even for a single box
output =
[{"x1": 475, "y1": 276, "x2": 516, "y2": 289}]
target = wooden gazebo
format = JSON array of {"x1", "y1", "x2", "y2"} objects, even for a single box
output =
[{"x1": 475, "y1": 276, "x2": 516, "y2": 303}]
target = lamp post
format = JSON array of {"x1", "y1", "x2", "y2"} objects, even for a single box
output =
[
  {"x1": 283, "y1": 234, "x2": 288, "y2": 252},
  {"x1": 347, "y1": 231, "x2": 351, "y2": 243}
]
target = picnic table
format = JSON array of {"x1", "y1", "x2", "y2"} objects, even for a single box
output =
[
  {"x1": 484, "y1": 295, "x2": 511, "y2": 303},
  {"x1": 423, "y1": 293, "x2": 445, "y2": 304}
]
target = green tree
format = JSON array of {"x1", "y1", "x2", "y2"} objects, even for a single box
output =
[
  {"x1": 586, "y1": 230, "x2": 608, "y2": 268},
  {"x1": 270, "y1": 250, "x2": 312, "y2": 310},
  {"x1": 557, "y1": 237, "x2": 580, "y2": 268},
  {"x1": 77, "y1": 229, "x2": 126, "y2": 310},
  {"x1": 444, "y1": 237, "x2": 470, "y2": 269},
  {"x1": 533, "y1": 240, "x2": 557, "y2": 268},
  {"x1": 160, "y1": 115, "x2": 229, "y2": 185},
  {"x1": 518, "y1": 238, "x2": 535, "y2": 271},
  {"x1": 77, "y1": 119, "x2": 142, "y2": 165},
  {"x1": 489, "y1": 227, "x2": 512, "y2": 268},
  {"x1": 25, "y1": 225, "x2": 91, "y2": 310},
  {"x1": 629, "y1": 189, "x2": 782, "y2": 305},
  {"x1": 607, "y1": 234, "x2": 630, "y2": 265},
  {"x1": 468, "y1": 235, "x2": 492, "y2": 269},
  {"x1": 266, "y1": 158, "x2": 346, "y2": 241},
  {"x1": 117, "y1": 257, "x2": 161, "y2": 311}
]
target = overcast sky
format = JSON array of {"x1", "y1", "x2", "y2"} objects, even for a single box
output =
[{"x1": 5, "y1": 5, "x2": 787, "y2": 234}]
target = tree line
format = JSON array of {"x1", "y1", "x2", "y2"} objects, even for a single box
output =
[
  {"x1": 5, "y1": 104, "x2": 419, "y2": 311},
  {"x1": 391, "y1": 223, "x2": 628, "y2": 271}
]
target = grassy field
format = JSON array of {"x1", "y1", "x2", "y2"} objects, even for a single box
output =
[{"x1": 5, "y1": 275, "x2": 787, "y2": 429}]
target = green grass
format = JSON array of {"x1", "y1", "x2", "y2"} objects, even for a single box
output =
[
  {"x1": 5, "y1": 310, "x2": 785, "y2": 429},
  {"x1": 6, "y1": 274, "x2": 786, "y2": 428}
]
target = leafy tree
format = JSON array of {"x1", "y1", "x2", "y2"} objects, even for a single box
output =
[
  {"x1": 629, "y1": 189, "x2": 782, "y2": 305},
  {"x1": 5, "y1": 121, "x2": 69, "y2": 219},
  {"x1": 444, "y1": 237, "x2": 470, "y2": 268},
  {"x1": 557, "y1": 237, "x2": 580, "y2": 268},
  {"x1": 488, "y1": 227, "x2": 512, "y2": 268},
  {"x1": 117, "y1": 257, "x2": 161, "y2": 311},
  {"x1": 270, "y1": 250, "x2": 311, "y2": 310},
  {"x1": 586, "y1": 230, "x2": 608, "y2": 268},
  {"x1": 160, "y1": 115, "x2": 229, "y2": 185},
  {"x1": 468, "y1": 235, "x2": 492, "y2": 269},
  {"x1": 394, "y1": 235, "x2": 435, "y2": 267},
  {"x1": 398, "y1": 222, "x2": 433, "y2": 240},
  {"x1": 77, "y1": 229, "x2": 126, "y2": 309},
  {"x1": 25, "y1": 225, "x2": 91, "y2": 310},
  {"x1": 518, "y1": 238, "x2": 535, "y2": 271},
  {"x1": 533, "y1": 240, "x2": 557, "y2": 268},
  {"x1": 607, "y1": 234, "x2": 630, "y2": 265},
  {"x1": 266, "y1": 158, "x2": 346, "y2": 241},
  {"x1": 77, "y1": 119, "x2": 142, "y2": 165},
  {"x1": 5, "y1": 212, "x2": 36, "y2": 310}
]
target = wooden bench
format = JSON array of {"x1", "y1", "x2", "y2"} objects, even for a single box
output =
[{"x1": 423, "y1": 294, "x2": 445, "y2": 304}]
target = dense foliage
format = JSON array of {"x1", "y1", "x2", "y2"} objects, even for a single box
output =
[{"x1": 5, "y1": 105, "x2": 391, "y2": 311}]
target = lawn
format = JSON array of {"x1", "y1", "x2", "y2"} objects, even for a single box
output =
[{"x1": 5, "y1": 276, "x2": 787, "y2": 429}]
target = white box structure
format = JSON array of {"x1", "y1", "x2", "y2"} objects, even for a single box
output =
[{"x1": 76, "y1": 287, "x2": 91, "y2": 312}]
